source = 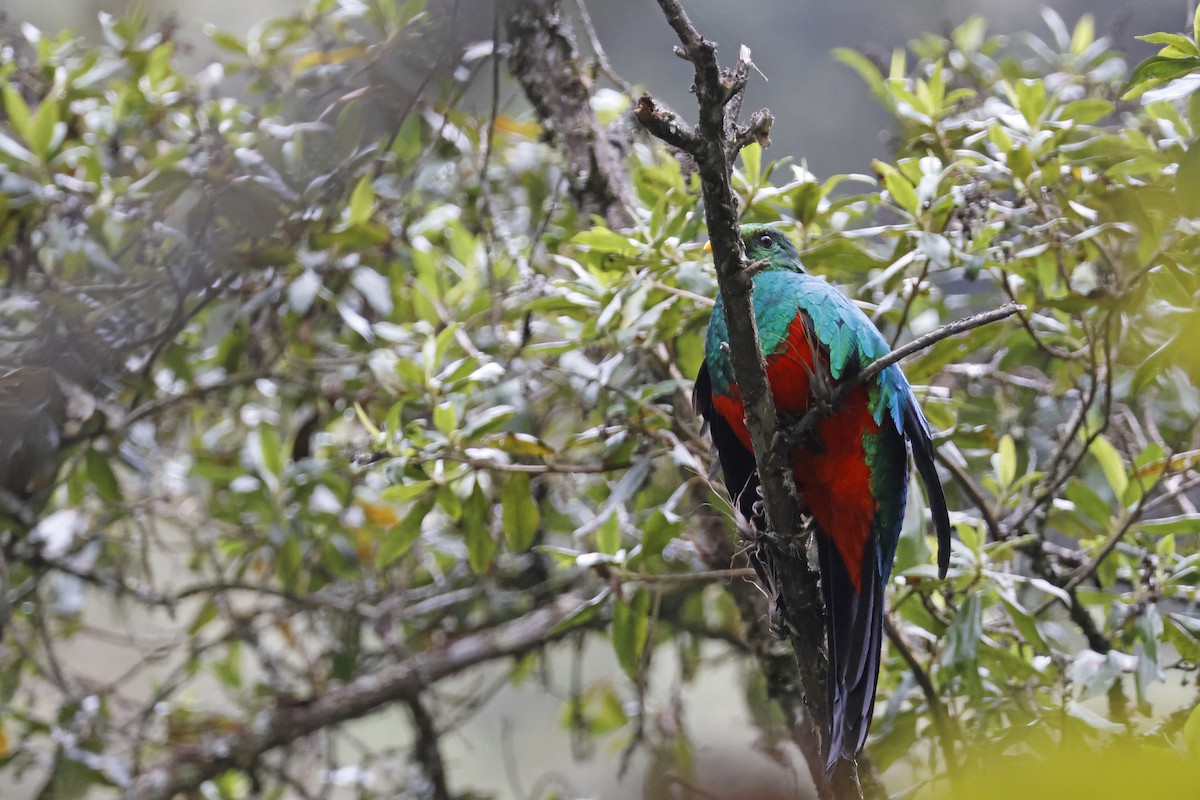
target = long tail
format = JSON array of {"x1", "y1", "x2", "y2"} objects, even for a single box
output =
[
  {"x1": 903, "y1": 400, "x2": 952, "y2": 578},
  {"x1": 818, "y1": 517, "x2": 887, "y2": 774}
]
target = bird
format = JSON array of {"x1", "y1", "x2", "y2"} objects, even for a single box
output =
[{"x1": 693, "y1": 224, "x2": 951, "y2": 771}]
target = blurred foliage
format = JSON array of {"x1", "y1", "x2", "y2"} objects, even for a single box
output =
[{"x1": 0, "y1": 1, "x2": 1199, "y2": 798}]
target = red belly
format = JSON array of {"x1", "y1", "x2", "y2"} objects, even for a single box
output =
[{"x1": 710, "y1": 315, "x2": 880, "y2": 590}]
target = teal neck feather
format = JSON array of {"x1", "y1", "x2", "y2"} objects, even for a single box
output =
[{"x1": 705, "y1": 225, "x2": 914, "y2": 433}]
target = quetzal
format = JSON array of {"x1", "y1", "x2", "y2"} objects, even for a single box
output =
[{"x1": 693, "y1": 224, "x2": 951, "y2": 768}]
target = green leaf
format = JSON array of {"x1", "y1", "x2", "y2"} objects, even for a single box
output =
[
  {"x1": 1007, "y1": 143, "x2": 1033, "y2": 180},
  {"x1": 1058, "y1": 99, "x2": 1113, "y2": 124},
  {"x1": 739, "y1": 141, "x2": 762, "y2": 183},
  {"x1": 1136, "y1": 514, "x2": 1200, "y2": 535},
  {"x1": 941, "y1": 591, "x2": 982, "y2": 674},
  {"x1": 432, "y1": 400, "x2": 457, "y2": 434},
  {"x1": 3, "y1": 84, "x2": 32, "y2": 144},
  {"x1": 870, "y1": 710, "x2": 918, "y2": 773},
  {"x1": 791, "y1": 180, "x2": 822, "y2": 226},
  {"x1": 209, "y1": 28, "x2": 248, "y2": 54},
  {"x1": 596, "y1": 511, "x2": 620, "y2": 556},
  {"x1": 996, "y1": 433, "x2": 1017, "y2": 489},
  {"x1": 1088, "y1": 435, "x2": 1128, "y2": 501},
  {"x1": 999, "y1": 595, "x2": 1051, "y2": 653},
  {"x1": 501, "y1": 472, "x2": 540, "y2": 552},
  {"x1": 188, "y1": 598, "x2": 219, "y2": 636},
  {"x1": 346, "y1": 174, "x2": 375, "y2": 227},
  {"x1": 570, "y1": 227, "x2": 641, "y2": 257},
  {"x1": 381, "y1": 482, "x2": 434, "y2": 502},
  {"x1": 377, "y1": 493, "x2": 436, "y2": 567},
  {"x1": 436, "y1": 484, "x2": 461, "y2": 520},
  {"x1": 509, "y1": 651, "x2": 538, "y2": 687},
  {"x1": 278, "y1": 534, "x2": 302, "y2": 589},
  {"x1": 1009, "y1": 79, "x2": 1048, "y2": 126},
  {"x1": 462, "y1": 404, "x2": 516, "y2": 438},
  {"x1": 833, "y1": 47, "x2": 888, "y2": 102},
  {"x1": 536, "y1": 545, "x2": 589, "y2": 568},
  {"x1": 213, "y1": 641, "x2": 243, "y2": 688},
  {"x1": 1184, "y1": 702, "x2": 1200, "y2": 754},
  {"x1": 29, "y1": 98, "x2": 60, "y2": 160},
  {"x1": 873, "y1": 160, "x2": 917, "y2": 214},
  {"x1": 354, "y1": 402, "x2": 381, "y2": 438},
  {"x1": 957, "y1": 520, "x2": 979, "y2": 554},
  {"x1": 1065, "y1": 479, "x2": 1111, "y2": 525},
  {"x1": 463, "y1": 483, "x2": 497, "y2": 574},
  {"x1": 1177, "y1": 144, "x2": 1200, "y2": 217},
  {"x1": 1136, "y1": 32, "x2": 1200, "y2": 58},
  {"x1": 1123, "y1": 443, "x2": 1167, "y2": 507},
  {"x1": 1069, "y1": 14, "x2": 1095, "y2": 55},
  {"x1": 258, "y1": 425, "x2": 283, "y2": 479},
  {"x1": 573, "y1": 681, "x2": 629, "y2": 735},
  {"x1": 1122, "y1": 56, "x2": 1200, "y2": 99},
  {"x1": 483, "y1": 432, "x2": 556, "y2": 457},
  {"x1": 611, "y1": 588, "x2": 650, "y2": 678},
  {"x1": 637, "y1": 510, "x2": 680, "y2": 564},
  {"x1": 85, "y1": 448, "x2": 121, "y2": 502}
]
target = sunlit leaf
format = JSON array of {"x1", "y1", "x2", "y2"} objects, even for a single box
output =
[{"x1": 1088, "y1": 435, "x2": 1129, "y2": 500}]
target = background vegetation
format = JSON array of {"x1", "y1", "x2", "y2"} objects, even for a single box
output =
[{"x1": 1, "y1": 1, "x2": 1200, "y2": 797}]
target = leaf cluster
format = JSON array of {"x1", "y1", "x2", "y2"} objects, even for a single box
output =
[{"x1": 1, "y1": 3, "x2": 1200, "y2": 798}]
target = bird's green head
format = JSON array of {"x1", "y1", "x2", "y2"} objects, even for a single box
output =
[{"x1": 739, "y1": 224, "x2": 804, "y2": 272}]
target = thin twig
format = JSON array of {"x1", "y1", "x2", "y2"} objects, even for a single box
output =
[
  {"x1": 935, "y1": 449, "x2": 1003, "y2": 542},
  {"x1": 883, "y1": 614, "x2": 958, "y2": 772},
  {"x1": 128, "y1": 591, "x2": 606, "y2": 800},
  {"x1": 784, "y1": 302, "x2": 1023, "y2": 449},
  {"x1": 571, "y1": 0, "x2": 634, "y2": 94},
  {"x1": 614, "y1": 566, "x2": 757, "y2": 584}
]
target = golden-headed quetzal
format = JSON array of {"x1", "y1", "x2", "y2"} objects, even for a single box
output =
[{"x1": 693, "y1": 224, "x2": 951, "y2": 768}]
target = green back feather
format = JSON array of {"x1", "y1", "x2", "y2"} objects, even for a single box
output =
[
  {"x1": 704, "y1": 225, "x2": 913, "y2": 433},
  {"x1": 703, "y1": 224, "x2": 917, "y2": 568}
]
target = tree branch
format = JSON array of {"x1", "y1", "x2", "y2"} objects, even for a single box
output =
[
  {"x1": 408, "y1": 695, "x2": 452, "y2": 800},
  {"x1": 128, "y1": 591, "x2": 603, "y2": 800},
  {"x1": 506, "y1": 0, "x2": 636, "y2": 228},
  {"x1": 883, "y1": 614, "x2": 957, "y2": 771},
  {"x1": 654, "y1": 344, "x2": 835, "y2": 792},
  {"x1": 636, "y1": 1, "x2": 852, "y2": 793},
  {"x1": 784, "y1": 302, "x2": 1024, "y2": 450}
]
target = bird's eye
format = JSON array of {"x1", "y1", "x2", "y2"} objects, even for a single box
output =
[{"x1": 757, "y1": 233, "x2": 773, "y2": 248}]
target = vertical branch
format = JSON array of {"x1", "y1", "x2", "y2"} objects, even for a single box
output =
[
  {"x1": 634, "y1": 1, "x2": 849, "y2": 795},
  {"x1": 883, "y1": 614, "x2": 958, "y2": 769},
  {"x1": 635, "y1": 2, "x2": 805, "y2": 626},
  {"x1": 687, "y1": 481, "x2": 833, "y2": 787},
  {"x1": 654, "y1": 342, "x2": 834, "y2": 788},
  {"x1": 408, "y1": 696, "x2": 452, "y2": 800},
  {"x1": 506, "y1": 0, "x2": 636, "y2": 228}
]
